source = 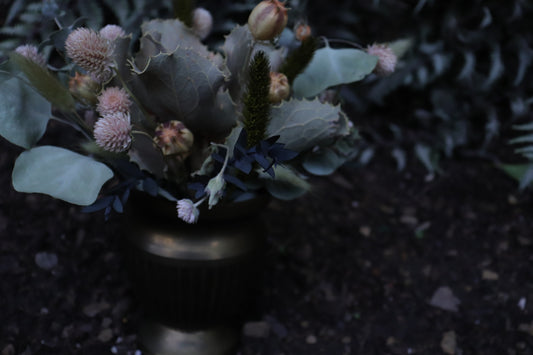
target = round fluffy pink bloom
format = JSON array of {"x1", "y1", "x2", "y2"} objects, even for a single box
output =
[
  {"x1": 192, "y1": 8, "x2": 213, "y2": 40},
  {"x1": 14, "y1": 44, "x2": 46, "y2": 67},
  {"x1": 366, "y1": 43, "x2": 397, "y2": 76},
  {"x1": 65, "y1": 28, "x2": 113, "y2": 83},
  {"x1": 176, "y1": 199, "x2": 199, "y2": 224},
  {"x1": 96, "y1": 87, "x2": 131, "y2": 116},
  {"x1": 93, "y1": 112, "x2": 132, "y2": 152},
  {"x1": 99, "y1": 24, "x2": 126, "y2": 41}
]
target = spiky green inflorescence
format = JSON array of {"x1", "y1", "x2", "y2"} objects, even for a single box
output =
[
  {"x1": 279, "y1": 36, "x2": 318, "y2": 85},
  {"x1": 173, "y1": 0, "x2": 195, "y2": 27},
  {"x1": 242, "y1": 51, "x2": 271, "y2": 148}
]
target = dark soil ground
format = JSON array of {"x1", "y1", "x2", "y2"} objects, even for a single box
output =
[{"x1": 1, "y1": 127, "x2": 533, "y2": 354}]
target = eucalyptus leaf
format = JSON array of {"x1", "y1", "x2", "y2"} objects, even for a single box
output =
[
  {"x1": 263, "y1": 166, "x2": 310, "y2": 200},
  {"x1": 12, "y1": 146, "x2": 114, "y2": 205},
  {"x1": 267, "y1": 98, "x2": 350, "y2": 152},
  {"x1": 389, "y1": 38, "x2": 414, "y2": 58},
  {"x1": 292, "y1": 46, "x2": 377, "y2": 98},
  {"x1": 0, "y1": 75, "x2": 51, "y2": 149},
  {"x1": 9, "y1": 53, "x2": 76, "y2": 112}
]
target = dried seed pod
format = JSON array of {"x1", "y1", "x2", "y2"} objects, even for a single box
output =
[
  {"x1": 69, "y1": 72, "x2": 100, "y2": 106},
  {"x1": 154, "y1": 121, "x2": 194, "y2": 158},
  {"x1": 268, "y1": 72, "x2": 290, "y2": 103}
]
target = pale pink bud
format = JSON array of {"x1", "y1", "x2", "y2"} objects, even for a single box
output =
[
  {"x1": 294, "y1": 22, "x2": 311, "y2": 41},
  {"x1": 99, "y1": 24, "x2": 126, "y2": 41},
  {"x1": 96, "y1": 87, "x2": 131, "y2": 116},
  {"x1": 65, "y1": 28, "x2": 113, "y2": 83},
  {"x1": 268, "y1": 72, "x2": 290, "y2": 103},
  {"x1": 154, "y1": 121, "x2": 194, "y2": 158},
  {"x1": 192, "y1": 8, "x2": 213, "y2": 40},
  {"x1": 176, "y1": 199, "x2": 199, "y2": 224},
  {"x1": 366, "y1": 43, "x2": 397, "y2": 76},
  {"x1": 14, "y1": 44, "x2": 46, "y2": 67},
  {"x1": 248, "y1": 0, "x2": 288, "y2": 41},
  {"x1": 93, "y1": 112, "x2": 132, "y2": 153}
]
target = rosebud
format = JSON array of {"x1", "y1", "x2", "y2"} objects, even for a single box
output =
[
  {"x1": 69, "y1": 72, "x2": 100, "y2": 106},
  {"x1": 366, "y1": 43, "x2": 397, "y2": 76},
  {"x1": 192, "y1": 7, "x2": 213, "y2": 40},
  {"x1": 248, "y1": 0, "x2": 288, "y2": 41},
  {"x1": 154, "y1": 121, "x2": 194, "y2": 158},
  {"x1": 268, "y1": 72, "x2": 290, "y2": 103},
  {"x1": 294, "y1": 22, "x2": 311, "y2": 41}
]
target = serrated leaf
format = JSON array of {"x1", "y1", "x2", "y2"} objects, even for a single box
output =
[
  {"x1": 513, "y1": 122, "x2": 533, "y2": 131},
  {"x1": 267, "y1": 98, "x2": 350, "y2": 152},
  {"x1": 0, "y1": 74, "x2": 51, "y2": 149},
  {"x1": 9, "y1": 53, "x2": 76, "y2": 112},
  {"x1": 263, "y1": 165, "x2": 310, "y2": 200},
  {"x1": 221, "y1": 25, "x2": 253, "y2": 101},
  {"x1": 131, "y1": 49, "x2": 232, "y2": 136},
  {"x1": 127, "y1": 132, "x2": 166, "y2": 178},
  {"x1": 12, "y1": 146, "x2": 114, "y2": 205},
  {"x1": 292, "y1": 46, "x2": 377, "y2": 98}
]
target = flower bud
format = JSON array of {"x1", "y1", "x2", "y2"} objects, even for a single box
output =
[
  {"x1": 294, "y1": 22, "x2": 311, "y2": 41},
  {"x1": 69, "y1": 72, "x2": 100, "y2": 106},
  {"x1": 99, "y1": 24, "x2": 126, "y2": 41},
  {"x1": 192, "y1": 7, "x2": 213, "y2": 40},
  {"x1": 268, "y1": 72, "x2": 290, "y2": 103},
  {"x1": 154, "y1": 121, "x2": 194, "y2": 158},
  {"x1": 96, "y1": 86, "x2": 131, "y2": 116},
  {"x1": 14, "y1": 44, "x2": 46, "y2": 67},
  {"x1": 248, "y1": 0, "x2": 288, "y2": 41},
  {"x1": 366, "y1": 43, "x2": 397, "y2": 77}
]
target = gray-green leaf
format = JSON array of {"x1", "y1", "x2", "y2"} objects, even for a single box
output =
[
  {"x1": 263, "y1": 166, "x2": 310, "y2": 200},
  {"x1": 292, "y1": 46, "x2": 377, "y2": 98},
  {"x1": 12, "y1": 146, "x2": 114, "y2": 205},
  {"x1": 0, "y1": 74, "x2": 51, "y2": 149},
  {"x1": 267, "y1": 98, "x2": 350, "y2": 152}
]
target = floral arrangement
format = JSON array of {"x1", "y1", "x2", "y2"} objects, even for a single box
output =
[{"x1": 0, "y1": 0, "x2": 397, "y2": 223}]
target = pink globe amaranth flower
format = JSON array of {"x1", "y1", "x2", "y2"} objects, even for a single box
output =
[
  {"x1": 99, "y1": 24, "x2": 126, "y2": 41},
  {"x1": 366, "y1": 43, "x2": 397, "y2": 76},
  {"x1": 192, "y1": 8, "x2": 213, "y2": 40},
  {"x1": 93, "y1": 112, "x2": 132, "y2": 153},
  {"x1": 176, "y1": 199, "x2": 199, "y2": 224},
  {"x1": 96, "y1": 87, "x2": 132, "y2": 116},
  {"x1": 65, "y1": 27, "x2": 113, "y2": 83},
  {"x1": 14, "y1": 44, "x2": 46, "y2": 67}
]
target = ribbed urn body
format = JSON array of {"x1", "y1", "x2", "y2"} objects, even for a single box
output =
[{"x1": 123, "y1": 193, "x2": 268, "y2": 354}]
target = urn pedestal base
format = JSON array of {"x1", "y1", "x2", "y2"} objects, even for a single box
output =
[{"x1": 139, "y1": 320, "x2": 240, "y2": 355}]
